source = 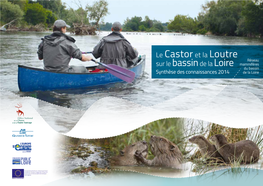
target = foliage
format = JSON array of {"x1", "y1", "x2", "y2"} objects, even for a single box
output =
[
  {"x1": 24, "y1": 2, "x2": 47, "y2": 25},
  {"x1": 72, "y1": 7, "x2": 89, "y2": 25},
  {"x1": 123, "y1": 16, "x2": 165, "y2": 32},
  {"x1": 168, "y1": 15, "x2": 199, "y2": 34},
  {"x1": 152, "y1": 21, "x2": 164, "y2": 32},
  {"x1": 241, "y1": 1, "x2": 263, "y2": 36},
  {"x1": 87, "y1": 0, "x2": 109, "y2": 27},
  {"x1": 0, "y1": 0, "x2": 24, "y2": 24},
  {"x1": 108, "y1": 118, "x2": 185, "y2": 158},
  {"x1": 199, "y1": 0, "x2": 263, "y2": 36},
  {"x1": 45, "y1": 10, "x2": 57, "y2": 27},
  {"x1": 36, "y1": 0, "x2": 63, "y2": 17},
  {"x1": 99, "y1": 22, "x2": 112, "y2": 31},
  {"x1": 7, "y1": 0, "x2": 27, "y2": 10}
]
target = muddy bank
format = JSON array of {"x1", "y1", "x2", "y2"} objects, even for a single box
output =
[{"x1": 57, "y1": 141, "x2": 111, "y2": 175}]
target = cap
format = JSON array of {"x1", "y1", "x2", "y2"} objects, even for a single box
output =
[
  {"x1": 54, "y1": 20, "x2": 70, "y2": 28},
  {"x1": 112, "y1": 22, "x2": 122, "y2": 31}
]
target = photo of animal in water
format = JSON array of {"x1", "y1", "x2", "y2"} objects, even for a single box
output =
[
  {"x1": 108, "y1": 118, "x2": 192, "y2": 176},
  {"x1": 108, "y1": 118, "x2": 262, "y2": 177},
  {"x1": 56, "y1": 119, "x2": 262, "y2": 178}
]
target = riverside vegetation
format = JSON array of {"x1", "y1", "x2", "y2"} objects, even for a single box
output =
[
  {"x1": 1, "y1": 0, "x2": 262, "y2": 37},
  {"x1": 0, "y1": 0, "x2": 108, "y2": 33}
]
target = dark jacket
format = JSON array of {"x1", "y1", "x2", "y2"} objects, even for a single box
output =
[
  {"x1": 37, "y1": 31, "x2": 82, "y2": 72},
  {"x1": 92, "y1": 32, "x2": 138, "y2": 68}
]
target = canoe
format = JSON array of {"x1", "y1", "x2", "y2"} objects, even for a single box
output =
[{"x1": 18, "y1": 55, "x2": 145, "y2": 92}]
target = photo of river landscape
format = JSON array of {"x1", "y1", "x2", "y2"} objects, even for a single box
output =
[{"x1": 1, "y1": 31, "x2": 263, "y2": 109}]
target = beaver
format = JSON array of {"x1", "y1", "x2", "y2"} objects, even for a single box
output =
[
  {"x1": 135, "y1": 135, "x2": 183, "y2": 168},
  {"x1": 110, "y1": 141, "x2": 148, "y2": 166},
  {"x1": 189, "y1": 135, "x2": 223, "y2": 161},
  {"x1": 210, "y1": 134, "x2": 260, "y2": 164}
]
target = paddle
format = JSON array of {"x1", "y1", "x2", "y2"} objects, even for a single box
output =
[
  {"x1": 91, "y1": 59, "x2": 135, "y2": 83},
  {"x1": 81, "y1": 52, "x2": 135, "y2": 82}
]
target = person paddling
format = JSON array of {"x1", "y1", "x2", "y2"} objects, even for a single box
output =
[
  {"x1": 37, "y1": 20, "x2": 92, "y2": 73},
  {"x1": 92, "y1": 22, "x2": 138, "y2": 69}
]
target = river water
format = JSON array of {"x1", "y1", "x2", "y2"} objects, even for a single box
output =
[
  {"x1": 1, "y1": 31, "x2": 263, "y2": 108},
  {"x1": 1, "y1": 31, "x2": 263, "y2": 132}
]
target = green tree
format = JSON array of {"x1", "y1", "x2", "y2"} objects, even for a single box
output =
[
  {"x1": 7, "y1": 0, "x2": 27, "y2": 10},
  {"x1": 0, "y1": 0, "x2": 24, "y2": 24},
  {"x1": 241, "y1": 1, "x2": 263, "y2": 36},
  {"x1": 168, "y1": 15, "x2": 197, "y2": 33},
  {"x1": 123, "y1": 16, "x2": 165, "y2": 32},
  {"x1": 152, "y1": 22, "x2": 165, "y2": 32},
  {"x1": 139, "y1": 25, "x2": 146, "y2": 31},
  {"x1": 64, "y1": 7, "x2": 89, "y2": 26},
  {"x1": 36, "y1": 0, "x2": 67, "y2": 19},
  {"x1": 24, "y1": 3, "x2": 47, "y2": 25},
  {"x1": 99, "y1": 22, "x2": 112, "y2": 31},
  {"x1": 142, "y1": 16, "x2": 153, "y2": 29},
  {"x1": 123, "y1": 16, "x2": 142, "y2": 31},
  {"x1": 200, "y1": 0, "x2": 244, "y2": 35},
  {"x1": 46, "y1": 10, "x2": 57, "y2": 26},
  {"x1": 87, "y1": 0, "x2": 109, "y2": 28}
]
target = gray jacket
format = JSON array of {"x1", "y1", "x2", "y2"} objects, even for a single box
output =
[
  {"x1": 37, "y1": 31, "x2": 82, "y2": 72},
  {"x1": 92, "y1": 32, "x2": 138, "y2": 68}
]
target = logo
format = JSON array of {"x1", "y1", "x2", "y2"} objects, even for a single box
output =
[
  {"x1": 12, "y1": 157, "x2": 31, "y2": 165},
  {"x1": 12, "y1": 129, "x2": 33, "y2": 137},
  {"x1": 15, "y1": 103, "x2": 24, "y2": 116},
  {"x1": 12, "y1": 169, "x2": 24, "y2": 179},
  {"x1": 13, "y1": 143, "x2": 31, "y2": 153}
]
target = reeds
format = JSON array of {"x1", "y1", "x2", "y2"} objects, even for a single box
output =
[
  {"x1": 108, "y1": 118, "x2": 185, "y2": 157},
  {"x1": 207, "y1": 123, "x2": 248, "y2": 143}
]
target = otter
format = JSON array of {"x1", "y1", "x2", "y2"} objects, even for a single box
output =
[
  {"x1": 110, "y1": 141, "x2": 148, "y2": 166},
  {"x1": 135, "y1": 135, "x2": 183, "y2": 168},
  {"x1": 210, "y1": 134, "x2": 260, "y2": 164},
  {"x1": 189, "y1": 135, "x2": 223, "y2": 161}
]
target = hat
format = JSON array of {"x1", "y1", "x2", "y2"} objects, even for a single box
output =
[
  {"x1": 54, "y1": 20, "x2": 70, "y2": 28},
  {"x1": 112, "y1": 22, "x2": 122, "y2": 31}
]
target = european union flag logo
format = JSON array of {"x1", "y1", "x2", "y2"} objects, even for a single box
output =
[{"x1": 12, "y1": 169, "x2": 24, "y2": 179}]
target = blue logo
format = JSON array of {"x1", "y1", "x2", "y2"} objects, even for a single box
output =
[
  {"x1": 12, "y1": 169, "x2": 24, "y2": 179},
  {"x1": 13, "y1": 143, "x2": 31, "y2": 152},
  {"x1": 12, "y1": 157, "x2": 21, "y2": 165},
  {"x1": 12, "y1": 157, "x2": 31, "y2": 165},
  {"x1": 12, "y1": 129, "x2": 33, "y2": 137}
]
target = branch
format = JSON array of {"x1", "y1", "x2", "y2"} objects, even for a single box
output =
[{"x1": 1, "y1": 19, "x2": 17, "y2": 28}]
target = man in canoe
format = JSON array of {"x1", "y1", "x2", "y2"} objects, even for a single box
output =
[
  {"x1": 92, "y1": 22, "x2": 138, "y2": 69},
  {"x1": 37, "y1": 20, "x2": 92, "y2": 73}
]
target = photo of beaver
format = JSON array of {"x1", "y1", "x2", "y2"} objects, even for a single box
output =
[
  {"x1": 110, "y1": 141, "x2": 148, "y2": 166},
  {"x1": 134, "y1": 135, "x2": 183, "y2": 169}
]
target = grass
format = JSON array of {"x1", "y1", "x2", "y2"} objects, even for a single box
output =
[{"x1": 108, "y1": 118, "x2": 185, "y2": 158}]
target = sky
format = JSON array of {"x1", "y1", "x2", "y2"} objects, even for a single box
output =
[{"x1": 61, "y1": 0, "x2": 210, "y2": 24}]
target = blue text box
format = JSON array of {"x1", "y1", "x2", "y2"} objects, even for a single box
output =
[{"x1": 152, "y1": 45, "x2": 263, "y2": 79}]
